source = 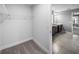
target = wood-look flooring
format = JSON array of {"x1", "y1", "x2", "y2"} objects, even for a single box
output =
[
  {"x1": 52, "y1": 32, "x2": 75, "y2": 54},
  {"x1": 0, "y1": 40, "x2": 47, "y2": 54}
]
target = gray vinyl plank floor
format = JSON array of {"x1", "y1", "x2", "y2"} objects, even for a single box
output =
[
  {"x1": 52, "y1": 32, "x2": 76, "y2": 54},
  {"x1": 0, "y1": 40, "x2": 47, "y2": 54}
]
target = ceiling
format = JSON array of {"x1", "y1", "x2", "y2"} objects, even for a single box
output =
[{"x1": 52, "y1": 4, "x2": 79, "y2": 12}]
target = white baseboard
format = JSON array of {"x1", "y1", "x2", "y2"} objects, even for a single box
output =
[
  {"x1": 0, "y1": 37, "x2": 33, "y2": 51},
  {"x1": 33, "y1": 37, "x2": 49, "y2": 54}
]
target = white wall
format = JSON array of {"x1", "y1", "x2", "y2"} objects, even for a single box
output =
[
  {"x1": 0, "y1": 4, "x2": 51, "y2": 52},
  {"x1": 0, "y1": 4, "x2": 32, "y2": 49},
  {"x1": 0, "y1": 5, "x2": 6, "y2": 47},
  {"x1": 32, "y1": 4, "x2": 51, "y2": 51},
  {"x1": 54, "y1": 10, "x2": 72, "y2": 32},
  {"x1": 0, "y1": 24, "x2": 3, "y2": 46}
]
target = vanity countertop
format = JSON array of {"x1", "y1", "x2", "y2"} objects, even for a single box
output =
[{"x1": 52, "y1": 24, "x2": 63, "y2": 26}]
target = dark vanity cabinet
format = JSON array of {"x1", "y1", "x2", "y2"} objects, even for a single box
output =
[{"x1": 52, "y1": 24, "x2": 63, "y2": 36}]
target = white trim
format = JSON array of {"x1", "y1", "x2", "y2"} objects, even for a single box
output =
[
  {"x1": 49, "y1": 4, "x2": 53, "y2": 54},
  {"x1": 33, "y1": 37, "x2": 49, "y2": 54},
  {"x1": 0, "y1": 37, "x2": 33, "y2": 51}
]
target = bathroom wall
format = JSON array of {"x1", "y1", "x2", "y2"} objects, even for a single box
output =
[
  {"x1": 0, "y1": 4, "x2": 32, "y2": 49},
  {"x1": 32, "y1": 4, "x2": 51, "y2": 51},
  {"x1": 55, "y1": 10, "x2": 72, "y2": 32},
  {"x1": 55, "y1": 8, "x2": 79, "y2": 32}
]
